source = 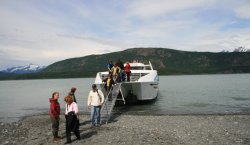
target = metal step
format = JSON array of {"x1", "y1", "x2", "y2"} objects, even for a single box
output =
[{"x1": 100, "y1": 83, "x2": 124, "y2": 124}]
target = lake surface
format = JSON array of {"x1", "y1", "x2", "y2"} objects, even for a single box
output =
[{"x1": 0, "y1": 74, "x2": 250, "y2": 122}]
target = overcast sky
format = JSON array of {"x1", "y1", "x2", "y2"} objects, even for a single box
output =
[{"x1": 1, "y1": 0, "x2": 250, "y2": 69}]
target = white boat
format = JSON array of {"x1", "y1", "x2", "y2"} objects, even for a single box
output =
[{"x1": 94, "y1": 61, "x2": 159, "y2": 102}]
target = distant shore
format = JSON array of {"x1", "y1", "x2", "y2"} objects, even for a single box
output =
[
  {"x1": 1, "y1": 114, "x2": 250, "y2": 145},
  {"x1": 1, "y1": 73, "x2": 250, "y2": 81}
]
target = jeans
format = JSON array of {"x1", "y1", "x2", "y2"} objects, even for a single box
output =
[{"x1": 91, "y1": 106, "x2": 101, "y2": 125}]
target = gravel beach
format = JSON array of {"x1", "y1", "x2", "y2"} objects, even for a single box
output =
[{"x1": 1, "y1": 114, "x2": 250, "y2": 145}]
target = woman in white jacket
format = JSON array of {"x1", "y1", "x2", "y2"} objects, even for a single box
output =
[{"x1": 87, "y1": 84, "x2": 104, "y2": 127}]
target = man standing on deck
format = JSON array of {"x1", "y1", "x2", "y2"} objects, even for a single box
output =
[
  {"x1": 116, "y1": 59, "x2": 124, "y2": 82},
  {"x1": 87, "y1": 84, "x2": 104, "y2": 127},
  {"x1": 107, "y1": 60, "x2": 113, "y2": 72},
  {"x1": 110, "y1": 63, "x2": 121, "y2": 83},
  {"x1": 124, "y1": 62, "x2": 131, "y2": 82}
]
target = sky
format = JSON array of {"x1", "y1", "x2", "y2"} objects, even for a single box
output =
[{"x1": 1, "y1": 0, "x2": 250, "y2": 70}]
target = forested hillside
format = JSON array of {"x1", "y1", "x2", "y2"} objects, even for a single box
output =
[{"x1": 1, "y1": 48, "x2": 250, "y2": 80}]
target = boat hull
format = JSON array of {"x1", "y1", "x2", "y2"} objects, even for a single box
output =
[{"x1": 120, "y1": 81, "x2": 159, "y2": 100}]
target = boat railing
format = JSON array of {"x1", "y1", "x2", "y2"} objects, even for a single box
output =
[
  {"x1": 148, "y1": 61, "x2": 153, "y2": 70},
  {"x1": 130, "y1": 73, "x2": 148, "y2": 82},
  {"x1": 99, "y1": 72, "x2": 148, "y2": 82}
]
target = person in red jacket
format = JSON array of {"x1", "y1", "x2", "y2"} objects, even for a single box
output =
[
  {"x1": 49, "y1": 92, "x2": 62, "y2": 141},
  {"x1": 124, "y1": 62, "x2": 131, "y2": 82}
]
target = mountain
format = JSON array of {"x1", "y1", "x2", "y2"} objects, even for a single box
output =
[
  {"x1": 41, "y1": 47, "x2": 250, "y2": 77},
  {"x1": 1, "y1": 48, "x2": 250, "y2": 80},
  {"x1": 1, "y1": 64, "x2": 46, "y2": 74}
]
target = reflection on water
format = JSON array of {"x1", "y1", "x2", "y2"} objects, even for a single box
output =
[
  {"x1": 0, "y1": 74, "x2": 250, "y2": 122},
  {"x1": 231, "y1": 97, "x2": 250, "y2": 101}
]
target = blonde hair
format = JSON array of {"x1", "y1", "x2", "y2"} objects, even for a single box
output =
[{"x1": 64, "y1": 96, "x2": 73, "y2": 104}]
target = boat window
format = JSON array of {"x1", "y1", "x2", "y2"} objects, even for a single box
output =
[
  {"x1": 130, "y1": 66, "x2": 144, "y2": 70},
  {"x1": 130, "y1": 73, "x2": 149, "y2": 81},
  {"x1": 130, "y1": 66, "x2": 151, "y2": 70},
  {"x1": 145, "y1": 66, "x2": 151, "y2": 70},
  {"x1": 130, "y1": 73, "x2": 149, "y2": 77},
  {"x1": 101, "y1": 74, "x2": 108, "y2": 80}
]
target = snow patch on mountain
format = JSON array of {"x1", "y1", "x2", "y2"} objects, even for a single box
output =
[{"x1": 1, "y1": 64, "x2": 46, "y2": 74}]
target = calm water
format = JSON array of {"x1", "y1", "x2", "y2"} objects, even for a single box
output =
[{"x1": 0, "y1": 74, "x2": 250, "y2": 122}]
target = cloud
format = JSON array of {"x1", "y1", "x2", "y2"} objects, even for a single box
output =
[
  {"x1": 183, "y1": 27, "x2": 250, "y2": 51},
  {"x1": 127, "y1": 0, "x2": 215, "y2": 18},
  {"x1": 234, "y1": 3, "x2": 250, "y2": 19},
  {"x1": 1, "y1": 0, "x2": 250, "y2": 70},
  {"x1": 0, "y1": 0, "x2": 126, "y2": 69}
]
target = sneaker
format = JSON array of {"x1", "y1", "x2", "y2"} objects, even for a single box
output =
[{"x1": 96, "y1": 124, "x2": 101, "y2": 127}]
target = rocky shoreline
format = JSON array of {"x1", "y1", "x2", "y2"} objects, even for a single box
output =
[{"x1": 1, "y1": 114, "x2": 250, "y2": 145}]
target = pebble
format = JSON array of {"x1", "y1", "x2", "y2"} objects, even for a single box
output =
[{"x1": 1, "y1": 114, "x2": 250, "y2": 145}]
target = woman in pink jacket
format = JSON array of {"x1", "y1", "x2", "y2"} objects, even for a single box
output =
[{"x1": 64, "y1": 96, "x2": 80, "y2": 144}]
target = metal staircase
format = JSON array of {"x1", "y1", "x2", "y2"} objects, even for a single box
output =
[{"x1": 101, "y1": 83, "x2": 124, "y2": 124}]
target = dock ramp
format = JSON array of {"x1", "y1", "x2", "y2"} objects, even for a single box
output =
[{"x1": 101, "y1": 83, "x2": 125, "y2": 124}]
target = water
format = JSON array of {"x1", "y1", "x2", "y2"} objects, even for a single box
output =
[
  {"x1": 0, "y1": 74, "x2": 250, "y2": 122},
  {"x1": 0, "y1": 78, "x2": 94, "y2": 122},
  {"x1": 125, "y1": 74, "x2": 250, "y2": 115}
]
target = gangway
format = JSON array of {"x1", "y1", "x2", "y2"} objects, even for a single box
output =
[{"x1": 101, "y1": 83, "x2": 125, "y2": 124}]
